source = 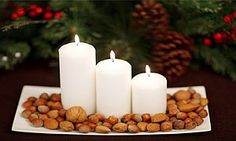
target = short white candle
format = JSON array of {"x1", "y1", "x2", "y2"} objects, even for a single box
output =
[
  {"x1": 132, "y1": 65, "x2": 167, "y2": 115},
  {"x1": 59, "y1": 34, "x2": 96, "y2": 114},
  {"x1": 96, "y1": 50, "x2": 132, "y2": 117}
]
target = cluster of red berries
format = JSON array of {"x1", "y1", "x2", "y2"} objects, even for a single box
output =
[
  {"x1": 10, "y1": 4, "x2": 63, "y2": 21},
  {"x1": 203, "y1": 11, "x2": 236, "y2": 46}
]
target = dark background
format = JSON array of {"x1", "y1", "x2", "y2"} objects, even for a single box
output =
[{"x1": 0, "y1": 61, "x2": 236, "y2": 141}]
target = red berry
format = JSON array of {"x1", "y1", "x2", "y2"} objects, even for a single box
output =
[
  {"x1": 203, "y1": 37, "x2": 212, "y2": 46},
  {"x1": 29, "y1": 11, "x2": 37, "y2": 17},
  {"x1": 231, "y1": 33, "x2": 236, "y2": 40},
  {"x1": 44, "y1": 6, "x2": 52, "y2": 12},
  {"x1": 43, "y1": 12, "x2": 53, "y2": 20},
  {"x1": 224, "y1": 16, "x2": 231, "y2": 24},
  {"x1": 10, "y1": 12, "x2": 18, "y2": 20},
  {"x1": 213, "y1": 33, "x2": 223, "y2": 43},
  {"x1": 54, "y1": 12, "x2": 63, "y2": 19},
  {"x1": 28, "y1": 4, "x2": 38, "y2": 11},
  {"x1": 16, "y1": 8, "x2": 25, "y2": 17},
  {"x1": 232, "y1": 11, "x2": 236, "y2": 19},
  {"x1": 35, "y1": 7, "x2": 43, "y2": 15}
]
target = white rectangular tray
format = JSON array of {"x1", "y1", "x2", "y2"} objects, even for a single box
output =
[{"x1": 12, "y1": 85, "x2": 211, "y2": 135}]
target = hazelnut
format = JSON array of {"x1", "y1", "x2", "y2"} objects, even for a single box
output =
[
  {"x1": 174, "y1": 120, "x2": 185, "y2": 129},
  {"x1": 107, "y1": 116, "x2": 119, "y2": 125},
  {"x1": 66, "y1": 106, "x2": 87, "y2": 123},
  {"x1": 38, "y1": 105, "x2": 50, "y2": 114},
  {"x1": 33, "y1": 98, "x2": 47, "y2": 106},
  {"x1": 88, "y1": 123, "x2": 97, "y2": 131},
  {"x1": 167, "y1": 94, "x2": 172, "y2": 100},
  {"x1": 176, "y1": 112, "x2": 187, "y2": 120},
  {"x1": 126, "y1": 120, "x2": 137, "y2": 125},
  {"x1": 39, "y1": 93, "x2": 49, "y2": 100},
  {"x1": 167, "y1": 99, "x2": 176, "y2": 105},
  {"x1": 31, "y1": 119, "x2": 43, "y2": 127},
  {"x1": 47, "y1": 101, "x2": 54, "y2": 107},
  {"x1": 184, "y1": 118, "x2": 192, "y2": 124},
  {"x1": 27, "y1": 96, "x2": 37, "y2": 102},
  {"x1": 112, "y1": 123, "x2": 128, "y2": 133},
  {"x1": 121, "y1": 114, "x2": 132, "y2": 123},
  {"x1": 169, "y1": 117, "x2": 177, "y2": 123},
  {"x1": 25, "y1": 106, "x2": 37, "y2": 113},
  {"x1": 137, "y1": 122, "x2": 148, "y2": 132},
  {"x1": 96, "y1": 121, "x2": 103, "y2": 126},
  {"x1": 147, "y1": 123, "x2": 160, "y2": 132},
  {"x1": 174, "y1": 90, "x2": 191, "y2": 101},
  {"x1": 193, "y1": 116, "x2": 204, "y2": 126},
  {"x1": 187, "y1": 112, "x2": 198, "y2": 119},
  {"x1": 60, "y1": 121, "x2": 74, "y2": 132},
  {"x1": 128, "y1": 125, "x2": 139, "y2": 133},
  {"x1": 75, "y1": 123, "x2": 83, "y2": 131},
  {"x1": 50, "y1": 93, "x2": 61, "y2": 102},
  {"x1": 59, "y1": 109, "x2": 67, "y2": 118},
  {"x1": 190, "y1": 99, "x2": 200, "y2": 105},
  {"x1": 198, "y1": 109, "x2": 208, "y2": 118},
  {"x1": 88, "y1": 114, "x2": 100, "y2": 124},
  {"x1": 102, "y1": 121, "x2": 112, "y2": 129},
  {"x1": 167, "y1": 104, "x2": 179, "y2": 115},
  {"x1": 78, "y1": 124, "x2": 91, "y2": 133},
  {"x1": 185, "y1": 121, "x2": 197, "y2": 130},
  {"x1": 192, "y1": 93, "x2": 201, "y2": 99},
  {"x1": 95, "y1": 125, "x2": 111, "y2": 133},
  {"x1": 131, "y1": 114, "x2": 142, "y2": 122},
  {"x1": 195, "y1": 106, "x2": 204, "y2": 113},
  {"x1": 38, "y1": 114, "x2": 48, "y2": 121},
  {"x1": 151, "y1": 113, "x2": 167, "y2": 123},
  {"x1": 50, "y1": 102, "x2": 63, "y2": 110},
  {"x1": 56, "y1": 116, "x2": 65, "y2": 122},
  {"x1": 187, "y1": 87, "x2": 196, "y2": 94},
  {"x1": 161, "y1": 121, "x2": 172, "y2": 132},
  {"x1": 29, "y1": 113, "x2": 39, "y2": 121},
  {"x1": 22, "y1": 109, "x2": 32, "y2": 118},
  {"x1": 22, "y1": 101, "x2": 32, "y2": 108},
  {"x1": 44, "y1": 118, "x2": 58, "y2": 130},
  {"x1": 47, "y1": 110, "x2": 59, "y2": 119},
  {"x1": 95, "y1": 113, "x2": 105, "y2": 121},
  {"x1": 142, "y1": 113, "x2": 151, "y2": 122},
  {"x1": 200, "y1": 98, "x2": 208, "y2": 107}
]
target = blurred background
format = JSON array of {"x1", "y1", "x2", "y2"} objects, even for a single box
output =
[{"x1": 0, "y1": 0, "x2": 236, "y2": 82}]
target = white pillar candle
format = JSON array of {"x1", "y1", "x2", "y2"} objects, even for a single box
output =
[
  {"x1": 132, "y1": 65, "x2": 167, "y2": 115},
  {"x1": 59, "y1": 35, "x2": 96, "y2": 114},
  {"x1": 96, "y1": 51, "x2": 132, "y2": 117}
]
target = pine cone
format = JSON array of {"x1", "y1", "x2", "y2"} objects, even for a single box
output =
[
  {"x1": 150, "y1": 31, "x2": 194, "y2": 81},
  {"x1": 132, "y1": 0, "x2": 169, "y2": 35}
]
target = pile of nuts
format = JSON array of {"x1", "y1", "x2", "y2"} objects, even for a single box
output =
[{"x1": 21, "y1": 87, "x2": 209, "y2": 133}]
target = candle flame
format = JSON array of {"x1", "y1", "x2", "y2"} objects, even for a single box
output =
[
  {"x1": 74, "y1": 34, "x2": 80, "y2": 46},
  {"x1": 145, "y1": 65, "x2": 151, "y2": 77},
  {"x1": 110, "y1": 50, "x2": 115, "y2": 62}
]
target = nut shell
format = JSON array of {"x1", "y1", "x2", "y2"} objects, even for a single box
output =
[
  {"x1": 66, "y1": 106, "x2": 87, "y2": 123},
  {"x1": 78, "y1": 124, "x2": 91, "y2": 133},
  {"x1": 128, "y1": 125, "x2": 139, "y2": 133},
  {"x1": 44, "y1": 118, "x2": 58, "y2": 129},
  {"x1": 161, "y1": 121, "x2": 172, "y2": 132},
  {"x1": 147, "y1": 123, "x2": 160, "y2": 132},
  {"x1": 31, "y1": 119, "x2": 44, "y2": 127},
  {"x1": 112, "y1": 123, "x2": 128, "y2": 133},
  {"x1": 60, "y1": 121, "x2": 74, "y2": 132},
  {"x1": 137, "y1": 122, "x2": 148, "y2": 132}
]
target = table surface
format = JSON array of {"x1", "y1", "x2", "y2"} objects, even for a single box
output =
[{"x1": 0, "y1": 61, "x2": 235, "y2": 141}]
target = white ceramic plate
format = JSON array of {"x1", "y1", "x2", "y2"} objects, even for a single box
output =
[{"x1": 12, "y1": 85, "x2": 211, "y2": 136}]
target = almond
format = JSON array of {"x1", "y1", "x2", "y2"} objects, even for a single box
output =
[
  {"x1": 178, "y1": 103, "x2": 199, "y2": 112},
  {"x1": 174, "y1": 90, "x2": 191, "y2": 101},
  {"x1": 112, "y1": 123, "x2": 127, "y2": 133},
  {"x1": 95, "y1": 125, "x2": 111, "y2": 133}
]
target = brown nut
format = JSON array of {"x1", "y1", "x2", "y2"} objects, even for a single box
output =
[
  {"x1": 200, "y1": 98, "x2": 208, "y2": 107},
  {"x1": 27, "y1": 96, "x2": 37, "y2": 102},
  {"x1": 75, "y1": 123, "x2": 83, "y2": 131},
  {"x1": 147, "y1": 123, "x2": 160, "y2": 132},
  {"x1": 169, "y1": 117, "x2": 177, "y2": 123},
  {"x1": 128, "y1": 125, "x2": 139, "y2": 133},
  {"x1": 167, "y1": 94, "x2": 172, "y2": 100},
  {"x1": 102, "y1": 121, "x2": 112, "y2": 129},
  {"x1": 121, "y1": 114, "x2": 132, "y2": 123},
  {"x1": 23, "y1": 101, "x2": 32, "y2": 108},
  {"x1": 33, "y1": 98, "x2": 47, "y2": 106},
  {"x1": 22, "y1": 109, "x2": 32, "y2": 118},
  {"x1": 167, "y1": 99, "x2": 176, "y2": 105},
  {"x1": 50, "y1": 93, "x2": 61, "y2": 102},
  {"x1": 25, "y1": 106, "x2": 37, "y2": 113},
  {"x1": 29, "y1": 113, "x2": 39, "y2": 121},
  {"x1": 176, "y1": 112, "x2": 187, "y2": 120},
  {"x1": 198, "y1": 109, "x2": 208, "y2": 118},
  {"x1": 47, "y1": 110, "x2": 59, "y2": 119},
  {"x1": 88, "y1": 123, "x2": 97, "y2": 131},
  {"x1": 184, "y1": 118, "x2": 192, "y2": 124},
  {"x1": 174, "y1": 120, "x2": 185, "y2": 129},
  {"x1": 142, "y1": 113, "x2": 151, "y2": 122},
  {"x1": 59, "y1": 109, "x2": 67, "y2": 118},
  {"x1": 44, "y1": 118, "x2": 58, "y2": 129},
  {"x1": 193, "y1": 116, "x2": 204, "y2": 126},
  {"x1": 174, "y1": 90, "x2": 191, "y2": 101},
  {"x1": 39, "y1": 93, "x2": 49, "y2": 100},
  {"x1": 50, "y1": 102, "x2": 63, "y2": 110},
  {"x1": 176, "y1": 100, "x2": 188, "y2": 107},
  {"x1": 56, "y1": 116, "x2": 65, "y2": 122},
  {"x1": 66, "y1": 106, "x2": 87, "y2": 123},
  {"x1": 107, "y1": 116, "x2": 119, "y2": 125},
  {"x1": 161, "y1": 121, "x2": 172, "y2": 132},
  {"x1": 88, "y1": 114, "x2": 100, "y2": 124},
  {"x1": 178, "y1": 103, "x2": 199, "y2": 112},
  {"x1": 78, "y1": 124, "x2": 91, "y2": 133},
  {"x1": 95, "y1": 113, "x2": 105, "y2": 121},
  {"x1": 190, "y1": 99, "x2": 200, "y2": 105},
  {"x1": 131, "y1": 114, "x2": 142, "y2": 122},
  {"x1": 31, "y1": 119, "x2": 43, "y2": 127},
  {"x1": 112, "y1": 123, "x2": 128, "y2": 133},
  {"x1": 187, "y1": 87, "x2": 196, "y2": 94},
  {"x1": 192, "y1": 93, "x2": 201, "y2": 99},
  {"x1": 151, "y1": 113, "x2": 167, "y2": 123},
  {"x1": 38, "y1": 105, "x2": 50, "y2": 114},
  {"x1": 187, "y1": 112, "x2": 198, "y2": 119},
  {"x1": 95, "y1": 125, "x2": 111, "y2": 133},
  {"x1": 126, "y1": 120, "x2": 137, "y2": 125},
  {"x1": 137, "y1": 122, "x2": 148, "y2": 132},
  {"x1": 47, "y1": 101, "x2": 54, "y2": 107},
  {"x1": 167, "y1": 104, "x2": 179, "y2": 115},
  {"x1": 185, "y1": 121, "x2": 197, "y2": 130},
  {"x1": 195, "y1": 106, "x2": 204, "y2": 113},
  {"x1": 60, "y1": 121, "x2": 74, "y2": 132},
  {"x1": 96, "y1": 121, "x2": 103, "y2": 126},
  {"x1": 38, "y1": 114, "x2": 48, "y2": 121}
]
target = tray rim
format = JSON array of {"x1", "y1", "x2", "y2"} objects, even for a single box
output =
[{"x1": 12, "y1": 85, "x2": 211, "y2": 136}]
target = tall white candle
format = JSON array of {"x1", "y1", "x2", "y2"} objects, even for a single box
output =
[
  {"x1": 132, "y1": 65, "x2": 167, "y2": 115},
  {"x1": 59, "y1": 35, "x2": 96, "y2": 114},
  {"x1": 96, "y1": 51, "x2": 132, "y2": 117}
]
